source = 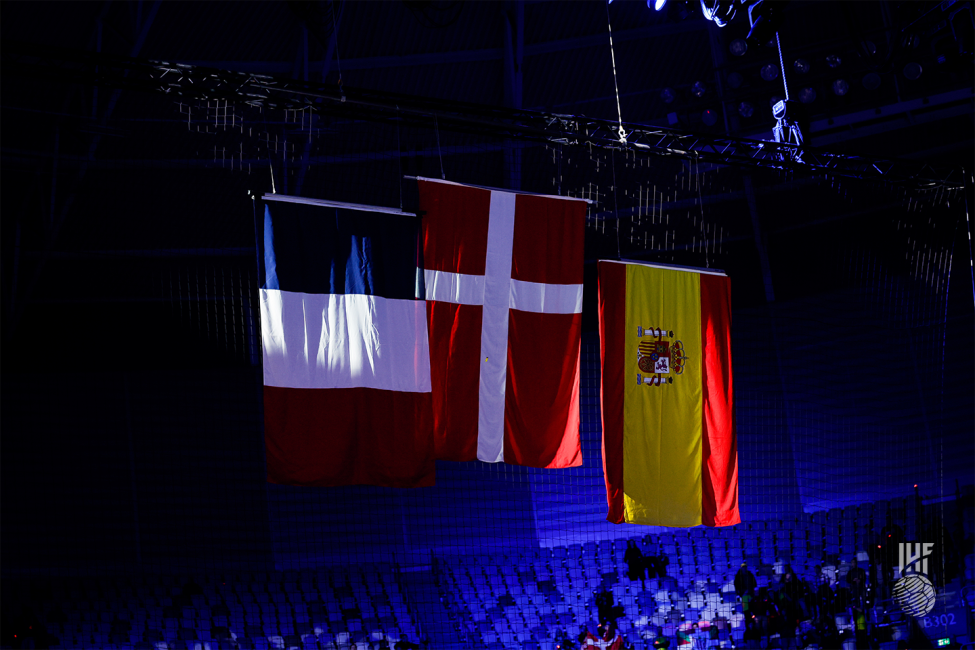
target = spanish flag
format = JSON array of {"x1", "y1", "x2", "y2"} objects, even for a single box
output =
[{"x1": 598, "y1": 260, "x2": 740, "y2": 527}]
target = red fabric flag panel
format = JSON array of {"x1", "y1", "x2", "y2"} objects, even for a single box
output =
[{"x1": 419, "y1": 178, "x2": 587, "y2": 468}]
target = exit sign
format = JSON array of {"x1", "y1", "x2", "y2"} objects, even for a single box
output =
[{"x1": 936, "y1": 639, "x2": 950, "y2": 647}]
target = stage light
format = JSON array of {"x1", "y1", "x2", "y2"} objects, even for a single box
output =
[
  {"x1": 727, "y1": 71, "x2": 743, "y2": 88},
  {"x1": 729, "y1": 39, "x2": 747, "y2": 56},
  {"x1": 760, "y1": 64, "x2": 779, "y2": 82},
  {"x1": 832, "y1": 79, "x2": 849, "y2": 96},
  {"x1": 702, "y1": 109, "x2": 718, "y2": 126},
  {"x1": 862, "y1": 73, "x2": 881, "y2": 90},
  {"x1": 661, "y1": 87, "x2": 676, "y2": 104},
  {"x1": 651, "y1": 0, "x2": 668, "y2": 11},
  {"x1": 904, "y1": 62, "x2": 923, "y2": 80},
  {"x1": 794, "y1": 59, "x2": 810, "y2": 74},
  {"x1": 691, "y1": 81, "x2": 707, "y2": 97},
  {"x1": 799, "y1": 87, "x2": 816, "y2": 104},
  {"x1": 745, "y1": 0, "x2": 781, "y2": 48},
  {"x1": 738, "y1": 102, "x2": 754, "y2": 118},
  {"x1": 700, "y1": 0, "x2": 737, "y2": 27},
  {"x1": 826, "y1": 54, "x2": 842, "y2": 68}
]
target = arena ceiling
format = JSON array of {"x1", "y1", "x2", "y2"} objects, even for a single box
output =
[{"x1": 1, "y1": 0, "x2": 972, "y2": 367}]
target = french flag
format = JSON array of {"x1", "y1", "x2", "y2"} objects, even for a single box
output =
[
  {"x1": 418, "y1": 178, "x2": 587, "y2": 468},
  {"x1": 260, "y1": 195, "x2": 435, "y2": 488}
]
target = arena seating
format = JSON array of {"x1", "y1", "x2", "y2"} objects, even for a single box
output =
[
  {"x1": 5, "y1": 494, "x2": 972, "y2": 650},
  {"x1": 8, "y1": 565, "x2": 419, "y2": 650},
  {"x1": 433, "y1": 496, "x2": 973, "y2": 649}
]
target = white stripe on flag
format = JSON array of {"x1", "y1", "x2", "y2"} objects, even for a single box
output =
[
  {"x1": 477, "y1": 191, "x2": 517, "y2": 463},
  {"x1": 426, "y1": 272, "x2": 583, "y2": 315},
  {"x1": 509, "y1": 279, "x2": 583, "y2": 314},
  {"x1": 260, "y1": 289, "x2": 431, "y2": 393},
  {"x1": 424, "y1": 269, "x2": 485, "y2": 305}
]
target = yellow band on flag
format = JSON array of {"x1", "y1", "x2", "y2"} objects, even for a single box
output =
[
  {"x1": 600, "y1": 260, "x2": 739, "y2": 528},
  {"x1": 622, "y1": 265, "x2": 703, "y2": 526}
]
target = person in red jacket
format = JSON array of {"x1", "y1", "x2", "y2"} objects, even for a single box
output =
[{"x1": 581, "y1": 620, "x2": 625, "y2": 650}]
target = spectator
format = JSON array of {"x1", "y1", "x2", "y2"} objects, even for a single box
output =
[
  {"x1": 652, "y1": 627, "x2": 671, "y2": 649},
  {"x1": 752, "y1": 587, "x2": 775, "y2": 640},
  {"x1": 624, "y1": 540, "x2": 647, "y2": 588},
  {"x1": 734, "y1": 562, "x2": 757, "y2": 600},
  {"x1": 814, "y1": 567, "x2": 835, "y2": 620},
  {"x1": 582, "y1": 620, "x2": 623, "y2": 649},
  {"x1": 647, "y1": 553, "x2": 670, "y2": 579},
  {"x1": 595, "y1": 587, "x2": 623, "y2": 623},
  {"x1": 853, "y1": 606, "x2": 870, "y2": 650},
  {"x1": 845, "y1": 558, "x2": 867, "y2": 608},
  {"x1": 394, "y1": 635, "x2": 419, "y2": 650},
  {"x1": 813, "y1": 615, "x2": 840, "y2": 650},
  {"x1": 879, "y1": 514, "x2": 905, "y2": 596},
  {"x1": 780, "y1": 565, "x2": 805, "y2": 623}
]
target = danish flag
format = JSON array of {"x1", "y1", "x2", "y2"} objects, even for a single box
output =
[{"x1": 418, "y1": 178, "x2": 586, "y2": 467}]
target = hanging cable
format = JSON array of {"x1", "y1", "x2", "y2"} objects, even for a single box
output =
[
  {"x1": 611, "y1": 150, "x2": 621, "y2": 260},
  {"x1": 776, "y1": 31, "x2": 790, "y2": 101},
  {"x1": 395, "y1": 105, "x2": 404, "y2": 211},
  {"x1": 964, "y1": 168, "x2": 975, "y2": 308},
  {"x1": 434, "y1": 116, "x2": 445, "y2": 180},
  {"x1": 605, "y1": 3, "x2": 627, "y2": 143},
  {"x1": 329, "y1": 0, "x2": 345, "y2": 100}
]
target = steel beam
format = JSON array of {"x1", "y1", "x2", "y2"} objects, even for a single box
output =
[{"x1": 2, "y1": 42, "x2": 966, "y2": 191}]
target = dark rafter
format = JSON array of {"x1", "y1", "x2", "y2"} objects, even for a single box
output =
[{"x1": 3, "y1": 41, "x2": 967, "y2": 191}]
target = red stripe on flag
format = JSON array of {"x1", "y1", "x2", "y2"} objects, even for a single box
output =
[
  {"x1": 598, "y1": 261, "x2": 627, "y2": 523},
  {"x1": 700, "y1": 274, "x2": 740, "y2": 527},
  {"x1": 510, "y1": 194, "x2": 586, "y2": 285},
  {"x1": 426, "y1": 301, "x2": 482, "y2": 461},
  {"x1": 419, "y1": 180, "x2": 491, "y2": 275},
  {"x1": 264, "y1": 386, "x2": 435, "y2": 488},
  {"x1": 504, "y1": 310, "x2": 583, "y2": 468}
]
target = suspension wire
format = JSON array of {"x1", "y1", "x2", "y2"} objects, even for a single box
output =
[
  {"x1": 434, "y1": 116, "x2": 445, "y2": 180},
  {"x1": 605, "y1": 3, "x2": 627, "y2": 143},
  {"x1": 964, "y1": 168, "x2": 975, "y2": 308},
  {"x1": 695, "y1": 155, "x2": 709, "y2": 268},
  {"x1": 776, "y1": 31, "x2": 790, "y2": 101},
  {"x1": 935, "y1": 213, "x2": 955, "y2": 619},
  {"x1": 395, "y1": 105, "x2": 404, "y2": 211},
  {"x1": 329, "y1": 0, "x2": 344, "y2": 89},
  {"x1": 611, "y1": 149, "x2": 621, "y2": 260}
]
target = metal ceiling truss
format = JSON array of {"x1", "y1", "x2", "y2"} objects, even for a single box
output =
[{"x1": 3, "y1": 42, "x2": 967, "y2": 191}]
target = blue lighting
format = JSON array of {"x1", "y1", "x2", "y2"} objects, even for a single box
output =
[{"x1": 654, "y1": 0, "x2": 668, "y2": 10}]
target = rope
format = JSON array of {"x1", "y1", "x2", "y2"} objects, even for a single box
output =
[
  {"x1": 605, "y1": 3, "x2": 627, "y2": 143},
  {"x1": 434, "y1": 116, "x2": 445, "y2": 180},
  {"x1": 964, "y1": 170, "x2": 975, "y2": 308},
  {"x1": 776, "y1": 31, "x2": 789, "y2": 101},
  {"x1": 329, "y1": 0, "x2": 343, "y2": 89}
]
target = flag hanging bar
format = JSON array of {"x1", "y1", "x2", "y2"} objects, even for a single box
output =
[
  {"x1": 404, "y1": 176, "x2": 597, "y2": 205},
  {"x1": 262, "y1": 193, "x2": 416, "y2": 217}
]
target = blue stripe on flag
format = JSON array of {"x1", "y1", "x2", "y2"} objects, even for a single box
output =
[{"x1": 262, "y1": 201, "x2": 420, "y2": 300}]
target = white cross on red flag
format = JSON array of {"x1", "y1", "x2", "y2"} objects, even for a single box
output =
[{"x1": 418, "y1": 178, "x2": 587, "y2": 468}]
